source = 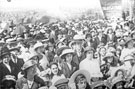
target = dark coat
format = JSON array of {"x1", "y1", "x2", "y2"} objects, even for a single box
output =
[
  {"x1": 0, "y1": 63, "x2": 14, "y2": 86},
  {"x1": 9, "y1": 56, "x2": 24, "y2": 79}
]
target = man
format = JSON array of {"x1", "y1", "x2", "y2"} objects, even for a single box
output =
[
  {"x1": 9, "y1": 47, "x2": 24, "y2": 79},
  {"x1": 0, "y1": 46, "x2": 14, "y2": 87}
]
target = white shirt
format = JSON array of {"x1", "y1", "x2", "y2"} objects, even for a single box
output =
[
  {"x1": 4, "y1": 63, "x2": 11, "y2": 72},
  {"x1": 79, "y1": 58, "x2": 103, "y2": 77},
  {"x1": 120, "y1": 48, "x2": 135, "y2": 61},
  {"x1": 27, "y1": 80, "x2": 34, "y2": 88}
]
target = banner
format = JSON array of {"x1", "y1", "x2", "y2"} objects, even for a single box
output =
[{"x1": 100, "y1": 0, "x2": 122, "y2": 20}]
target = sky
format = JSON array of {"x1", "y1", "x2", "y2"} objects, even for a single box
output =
[{"x1": 0, "y1": 0, "x2": 103, "y2": 19}]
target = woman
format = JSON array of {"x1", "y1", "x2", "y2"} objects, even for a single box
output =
[
  {"x1": 60, "y1": 48, "x2": 78, "y2": 78},
  {"x1": 16, "y1": 60, "x2": 46, "y2": 89},
  {"x1": 97, "y1": 46, "x2": 106, "y2": 65},
  {"x1": 49, "y1": 62, "x2": 65, "y2": 85},
  {"x1": 120, "y1": 37, "x2": 135, "y2": 62},
  {"x1": 69, "y1": 70, "x2": 91, "y2": 89}
]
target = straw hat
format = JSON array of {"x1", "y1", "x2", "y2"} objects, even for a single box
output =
[
  {"x1": 124, "y1": 55, "x2": 134, "y2": 61},
  {"x1": 27, "y1": 53, "x2": 43, "y2": 61},
  {"x1": 56, "y1": 46, "x2": 70, "y2": 56},
  {"x1": 91, "y1": 81, "x2": 110, "y2": 89},
  {"x1": 103, "y1": 53, "x2": 115, "y2": 62},
  {"x1": 21, "y1": 60, "x2": 37, "y2": 71},
  {"x1": 33, "y1": 42, "x2": 44, "y2": 51},
  {"x1": 60, "y1": 49, "x2": 75, "y2": 59},
  {"x1": 84, "y1": 46, "x2": 95, "y2": 53},
  {"x1": 54, "y1": 78, "x2": 69, "y2": 88},
  {"x1": 2, "y1": 75, "x2": 16, "y2": 82},
  {"x1": 69, "y1": 70, "x2": 91, "y2": 84}
]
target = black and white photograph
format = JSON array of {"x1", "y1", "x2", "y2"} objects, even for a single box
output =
[{"x1": 0, "y1": 0, "x2": 135, "y2": 89}]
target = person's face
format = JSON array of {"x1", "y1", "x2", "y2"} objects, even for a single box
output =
[
  {"x1": 86, "y1": 50, "x2": 93, "y2": 59},
  {"x1": 117, "y1": 71, "x2": 123, "y2": 78},
  {"x1": 77, "y1": 79, "x2": 87, "y2": 89},
  {"x1": 107, "y1": 57, "x2": 113, "y2": 63},
  {"x1": 99, "y1": 48, "x2": 106, "y2": 56},
  {"x1": 108, "y1": 29, "x2": 113, "y2": 34},
  {"x1": 3, "y1": 54, "x2": 11, "y2": 64},
  {"x1": 27, "y1": 65, "x2": 37, "y2": 76},
  {"x1": 58, "y1": 34, "x2": 63, "y2": 40},
  {"x1": 91, "y1": 32, "x2": 95, "y2": 37},
  {"x1": 38, "y1": 46, "x2": 45, "y2": 52},
  {"x1": 115, "y1": 82, "x2": 123, "y2": 89},
  {"x1": 86, "y1": 36, "x2": 91, "y2": 41},
  {"x1": 65, "y1": 53, "x2": 73, "y2": 63},
  {"x1": 127, "y1": 40, "x2": 134, "y2": 48},
  {"x1": 51, "y1": 64, "x2": 58, "y2": 75}
]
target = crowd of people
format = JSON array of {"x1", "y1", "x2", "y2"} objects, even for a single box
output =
[{"x1": 0, "y1": 14, "x2": 135, "y2": 89}]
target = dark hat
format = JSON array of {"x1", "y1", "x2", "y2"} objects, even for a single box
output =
[
  {"x1": 111, "y1": 79, "x2": 126, "y2": 89},
  {"x1": 0, "y1": 46, "x2": 11, "y2": 58},
  {"x1": 54, "y1": 78, "x2": 69, "y2": 88},
  {"x1": 1, "y1": 75, "x2": 16, "y2": 88}
]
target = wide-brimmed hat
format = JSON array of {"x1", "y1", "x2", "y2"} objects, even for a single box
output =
[
  {"x1": 69, "y1": 70, "x2": 91, "y2": 84},
  {"x1": 68, "y1": 40, "x2": 82, "y2": 48},
  {"x1": 103, "y1": 53, "x2": 115, "y2": 62},
  {"x1": 73, "y1": 34, "x2": 85, "y2": 40},
  {"x1": 1, "y1": 75, "x2": 16, "y2": 88},
  {"x1": 123, "y1": 54, "x2": 134, "y2": 61},
  {"x1": 54, "y1": 78, "x2": 69, "y2": 88},
  {"x1": 60, "y1": 48, "x2": 75, "y2": 59},
  {"x1": 0, "y1": 46, "x2": 11, "y2": 58},
  {"x1": 91, "y1": 81, "x2": 111, "y2": 89},
  {"x1": 33, "y1": 42, "x2": 44, "y2": 51},
  {"x1": 56, "y1": 46, "x2": 70, "y2": 56},
  {"x1": 27, "y1": 53, "x2": 43, "y2": 61},
  {"x1": 21, "y1": 60, "x2": 37, "y2": 70},
  {"x1": 2, "y1": 75, "x2": 16, "y2": 82},
  {"x1": 84, "y1": 46, "x2": 95, "y2": 53},
  {"x1": 111, "y1": 79, "x2": 126, "y2": 89}
]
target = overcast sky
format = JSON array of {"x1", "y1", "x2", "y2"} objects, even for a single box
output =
[{"x1": 0, "y1": 0, "x2": 103, "y2": 19}]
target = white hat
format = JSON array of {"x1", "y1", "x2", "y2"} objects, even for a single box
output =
[
  {"x1": 34, "y1": 42, "x2": 44, "y2": 50},
  {"x1": 22, "y1": 60, "x2": 37, "y2": 70},
  {"x1": 73, "y1": 34, "x2": 85, "y2": 40},
  {"x1": 60, "y1": 49, "x2": 75, "y2": 59}
]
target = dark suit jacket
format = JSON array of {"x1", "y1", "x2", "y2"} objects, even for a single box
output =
[
  {"x1": 0, "y1": 63, "x2": 14, "y2": 86},
  {"x1": 9, "y1": 56, "x2": 24, "y2": 79},
  {"x1": 97, "y1": 34, "x2": 108, "y2": 45},
  {"x1": 61, "y1": 62, "x2": 77, "y2": 78}
]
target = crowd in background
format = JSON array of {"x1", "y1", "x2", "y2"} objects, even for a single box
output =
[{"x1": 0, "y1": 14, "x2": 135, "y2": 89}]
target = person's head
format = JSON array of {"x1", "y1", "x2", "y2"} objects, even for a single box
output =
[
  {"x1": 50, "y1": 62, "x2": 61, "y2": 76},
  {"x1": 61, "y1": 49, "x2": 74, "y2": 62},
  {"x1": 107, "y1": 28, "x2": 113, "y2": 34},
  {"x1": 1, "y1": 47, "x2": 11, "y2": 64},
  {"x1": 85, "y1": 47, "x2": 95, "y2": 59},
  {"x1": 85, "y1": 34, "x2": 92, "y2": 41},
  {"x1": 34, "y1": 42, "x2": 45, "y2": 53},
  {"x1": 112, "y1": 81, "x2": 126, "y2": 89},
  {"x1": 125, "y1": 38, "x2": 134, "y2": 48},
  {"x1": 22, "y1": 60, "x2": 37, "y2": 78},
  {"x1": 75, "y1": 74, "x2": 87, "y2": 89},
  {"x1": 98, "y1": 47, "x2": 106, "y2": 56},
  {"x1": 114, "y1": 69, "x2": 125, "y2": 79}
]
